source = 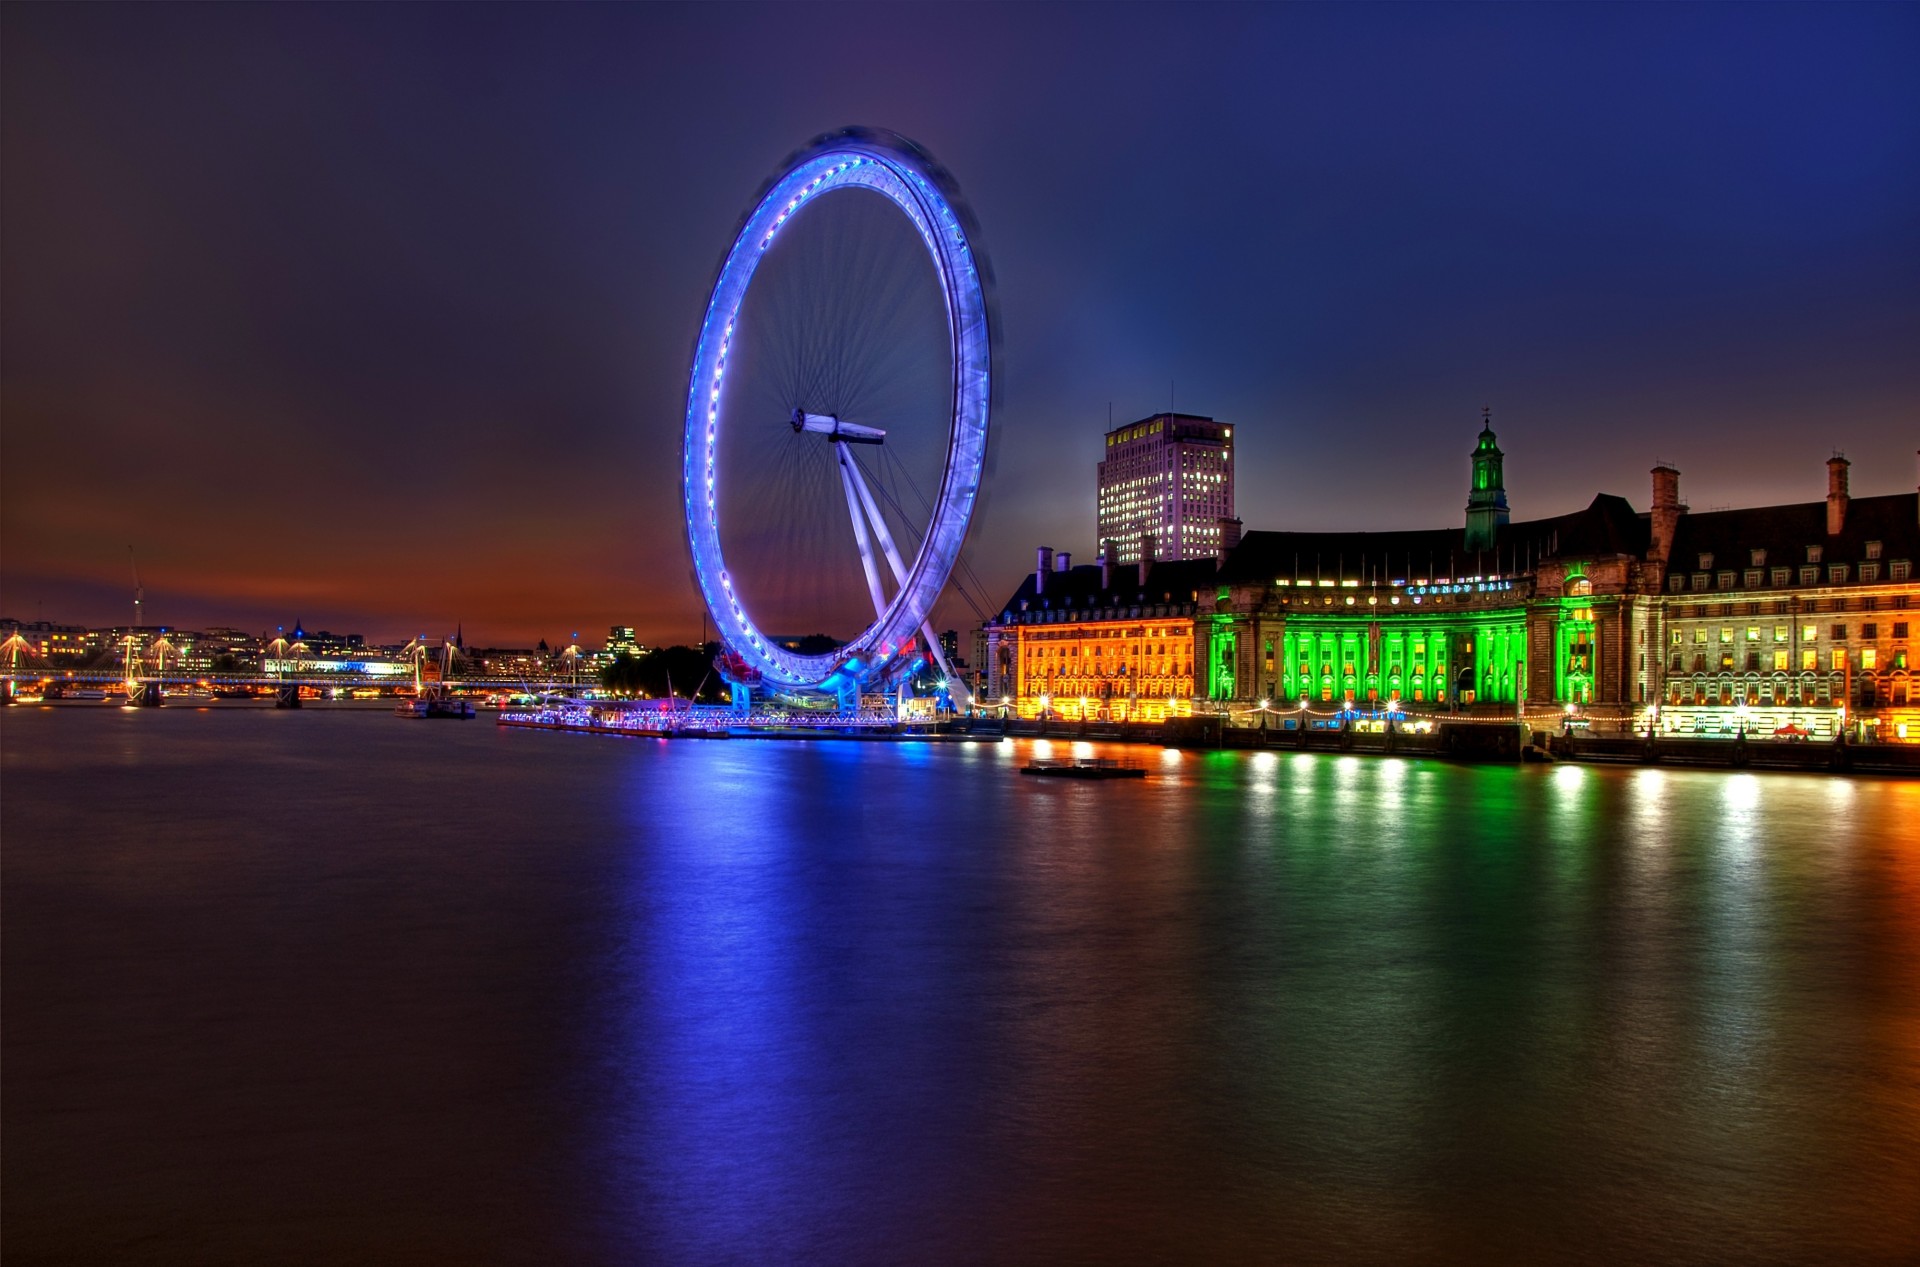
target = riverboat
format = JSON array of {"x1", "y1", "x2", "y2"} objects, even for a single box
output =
[{"x1": 1020, "y1": 758, "x2": 1146, "y2": 779}]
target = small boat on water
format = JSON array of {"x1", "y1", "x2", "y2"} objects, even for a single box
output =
[
  {"x1": 395, "y1": 639, "x2": 475, "y2": 719},
  {"x1": 1020, "y1": 757, "x2": 1146, "y2": 779},
  {"x1": 396, "y1": 695, "x2": 476, "y2": 719}
]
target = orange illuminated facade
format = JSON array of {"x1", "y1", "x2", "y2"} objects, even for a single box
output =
[{"x1": 983, "y1": 552, "x2": 1214, "y2": 721}]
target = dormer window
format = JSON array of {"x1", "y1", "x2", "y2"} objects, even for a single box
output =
[
  {"x1": 1807, "y1": 545, "x2": 1823, "y2": 564},
  {"x1": 1698, "y1": 552, "x2": 1714, "y2": 570},
  {"x1": 1750, "y1": 548, "x2": 1767, "y2": 567},
  {"x1": 1866, "y1": 540, "x2": 1883, "y2": 560}
]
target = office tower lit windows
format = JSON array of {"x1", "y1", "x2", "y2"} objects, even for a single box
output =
[{"x1": 1096, "y1": 412, "x2": 1237, "y2": 564}]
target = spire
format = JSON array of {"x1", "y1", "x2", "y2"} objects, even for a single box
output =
[{"x1": 1464, "y1": 408, "x2": 1510, "y2": 553}]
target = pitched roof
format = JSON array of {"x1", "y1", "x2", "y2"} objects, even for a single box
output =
[
  {"x1": 992, "y1": 557, "x2": 1221, "y2": 621},
  {"x1": 1665, "y1": 493, "x2": 1918, "y2": 575},
  {"x1": 1215, "y1": 494, "x2": 1650, "y2": 586}
]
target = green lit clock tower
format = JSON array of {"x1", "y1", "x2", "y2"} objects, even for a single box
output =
[{"x1": 1464, "y1": 409, "x2": 1510, "y2": 553}]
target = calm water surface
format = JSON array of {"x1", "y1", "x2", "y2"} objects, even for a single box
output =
[{"x1": 4, "y1": 708, "x2": 1917, "y2": 1265}]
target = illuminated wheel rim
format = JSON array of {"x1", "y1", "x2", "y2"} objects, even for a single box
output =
[{"x1": 682, "y1": 129, "x2": 992, "y2": 692}]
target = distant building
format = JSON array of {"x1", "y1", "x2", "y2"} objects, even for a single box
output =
[
  {"x1": 987, "y1": 419, "x2": 1919, "y2": 740},
  {"x1": 0, "y1": 620, "x2": 99, "y2": 663},
  {"x1": 1096, "y1": 412, "x2": 1237, "y2": 564}
]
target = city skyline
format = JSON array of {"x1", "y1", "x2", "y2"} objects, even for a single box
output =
[{"x1": 4, "y1": 4, "x2": 1917, "y2": 645}]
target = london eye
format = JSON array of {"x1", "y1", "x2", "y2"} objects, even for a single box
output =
[{"x1": 682, "y1": 129, "x2": 995, "y2": 711}]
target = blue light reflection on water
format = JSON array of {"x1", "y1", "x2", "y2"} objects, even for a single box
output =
[
  {"x1": 4, "y1": 712, "x2": 1916, "y2": 1265},
  {"x1": 575, "y1": 737, "x2": 1920, "y2": 1265}
]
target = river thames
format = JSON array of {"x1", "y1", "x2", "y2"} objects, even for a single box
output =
[{"x1": 4, "y1": 707, "x2": 1916, "y2": 1264}]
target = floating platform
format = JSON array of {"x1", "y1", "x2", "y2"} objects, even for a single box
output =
[
  {"x1": 1020, "y1": 758, "x2": 1146, "y2": 779},
  {"x1": 495, "y1": 712, "x2": 1001, "y2": 742}
]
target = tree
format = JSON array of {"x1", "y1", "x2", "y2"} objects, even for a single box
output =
[{"x1": 599, "y1": 652, "x2": 647, "y2": 695}]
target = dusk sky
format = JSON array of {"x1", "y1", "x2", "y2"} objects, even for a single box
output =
[{"x1": 4, "y1": 3, "x2": 1916, "y2": 647}]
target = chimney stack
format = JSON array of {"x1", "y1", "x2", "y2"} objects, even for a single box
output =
[
  {"x1": 1138, "y1": 533, "x2": 1155, "y2": 588},
  {"x1": 1035, "y1": 546, "x2": 1053, "y2": 594},
  {"x1": 1827, "y1": 453, "x2": 1850, "y2": 536},
  {"x1": 1649, "y1": 465, "x2": 1683, "y2": 563},
  {"x1": 1055, "y1": 552, "x2": 1071, "y2": 572},
  {"x1": 1101, "y1": 538, "x2": 1118, "y2": 590}
]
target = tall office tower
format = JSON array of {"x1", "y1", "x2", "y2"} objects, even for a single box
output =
[{"x1": 1096, "y1": 412, "x2": 1236, "y2": 564}]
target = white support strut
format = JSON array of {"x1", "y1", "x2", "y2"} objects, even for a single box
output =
[
  {"x1": 839, "y1": 449, "x2": 975, "y2": 710},
  {"x1": 837, "y1": 447, "x2": 891, "y2": 620}
]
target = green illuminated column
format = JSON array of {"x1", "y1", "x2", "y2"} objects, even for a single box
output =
[{"x1": 1209, "y1": 619, "x2": 1237, "y2": 701}]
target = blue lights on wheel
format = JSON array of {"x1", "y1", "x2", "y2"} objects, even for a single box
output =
[{"x1": 681, "y1": 130, "x2": 993, "y2": 695}]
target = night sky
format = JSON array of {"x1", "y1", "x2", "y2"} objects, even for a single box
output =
[{"x1": 4, "y1": 3, "x2": 1916, "y2": 646}]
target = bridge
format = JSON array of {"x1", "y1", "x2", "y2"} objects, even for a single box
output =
[{"x1": 3, "y1": 670, "x2": 595, "y2": 691}]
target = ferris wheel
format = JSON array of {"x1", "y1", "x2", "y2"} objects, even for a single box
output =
[{"x1": 682, "y1": 129, "x2": 995, "y2": 708}]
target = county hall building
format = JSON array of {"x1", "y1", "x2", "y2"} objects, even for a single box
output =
[{"x1": 983, "y1": 416, "x2": 1919, "y2": 742}]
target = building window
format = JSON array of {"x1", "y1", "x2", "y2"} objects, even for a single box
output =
[
  {"x1": 1862, "y1": 649, "x2": 1878, "y2": 670},
  {"x1": 1744, "y1": 569, "x2": 1762, "y2": 588},
  {"x1": 1717, "y1": 572, "x2": 1736, "y2": 590},
  {"x1": 1892, "y1": 561, "x2": 1911, "y2": 582},
  {"x1": 1859, "y1": 563, "x2": 1879, "y2": 583},
  {"x1": 1807, "y1": 545, "x2": 1823, "y2": 564},
  {"x1": 1862, "y1": 622, "x2": 1878, "y2": 639},
  {"x1": 1896, "y1": 622, "x2": 1911, "y2": 639},
  {"x1": 1668, "y1": 575, "x2": 1685, "y2": 593},
  {"x1": 1774, "y1": 625, "x2": 1789, "y2": 641},
  {"x1": 1750, "y1": 548, "x2": 1766, "y2": 567},
  {"x1": 1698, "y1": 552, "x2": 1714, "y2": 570},
  {"x1": 1832, "y1": 650, "x2": 1847, "y2": 672},
  {"x1": 1800, "y1": 566, "x2": 1820, "y2": 586},
  {"x1": 1832, "y1": 623, "x2": 1848, "y2": 640},
  {"x1": 1772, "y1": 650, "x2": 1789, "y2": 671},
  {"x1": 1802, "y1": 649, "x2": 1818, "y2": 671},
  {"x1": 1866, "y1": 540, "x2": 1882, "y2": 560},
  {"x1": 1830, "y1": 564, "x2": 1849, "y2": 585},
  {"x1": 1771, "y1": 567, "x2": 1790, "y2": 586},
  {"x1": 1692, "y1": 573, "x2": 1710, "y2": 592}
]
